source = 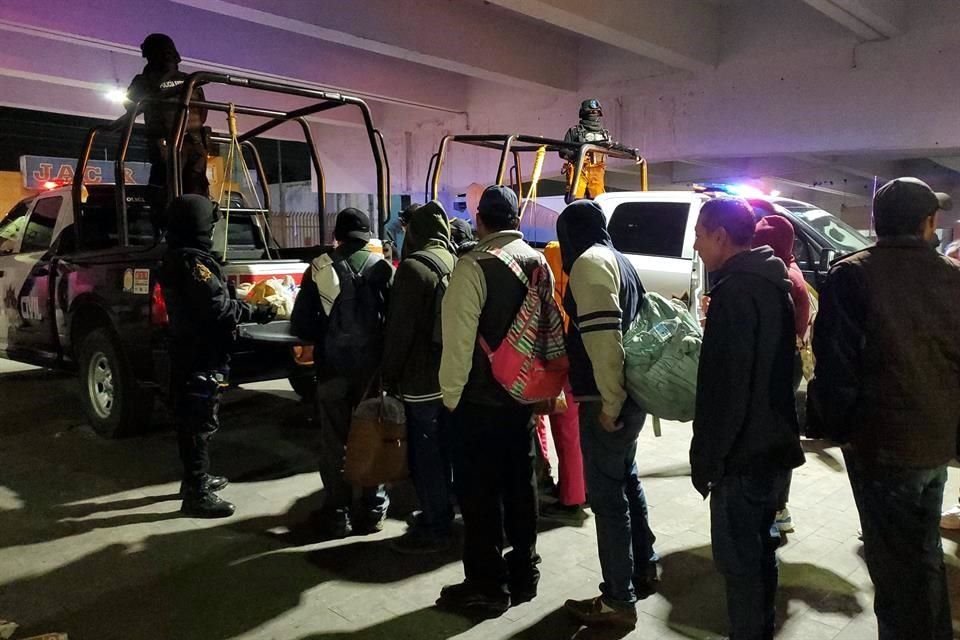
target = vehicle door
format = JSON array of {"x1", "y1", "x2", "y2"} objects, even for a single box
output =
[
  {"x1": 4, "y1": 195, "x2": 65, "y2": 358},
  {"x1": 599, "y1": 194, "x2": 706, "y2": 319},
  {"x1": 0, "y1": 198, "x2": 36, "y2": 354}
]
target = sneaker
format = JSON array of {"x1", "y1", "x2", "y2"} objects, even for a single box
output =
[
  {"x1": 352, "y1": 511, "x2": 387, "y2": 535},
  {"x1": 181, "y1": 491, "x2": 235, "y2": 518},
  {"x1": 389, "y1": 528, "x2": 452, "y2": 555},
  {"x1": 437, "y1": 581, "x2": 510, "y2": 615},
  {"x1": 941, "y1": 505, "x2": 960, "y2": 530},
  {"x1": 540, "y1": 502, "x2": 589, "y2": 526},
  {"x1": 179, "y1": 474, "x2": 229, "y2": 497},
  {"x1": 775, "y1": 508, "x2": 794, "y2": 533},
  {"x1": 564, "y1": 595, "x2": 638, "y2": 629}
]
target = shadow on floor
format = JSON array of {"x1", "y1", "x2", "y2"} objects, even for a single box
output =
[
  {"x1": 655, "y1": 545, "x2": 863, "y2": 638},
  {"x1": 800, "y1": 439, "x2": 845, "y2": 473}
]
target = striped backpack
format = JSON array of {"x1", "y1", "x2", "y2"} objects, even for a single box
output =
[
  {"x1": 623, "y1": 292, "x2": 702, "y2": 422},
  {"x1": 478, "y1": 248, "x2": 569, "y2": 404}
]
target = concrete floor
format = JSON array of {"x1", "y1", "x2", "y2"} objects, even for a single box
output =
[{"x1": 1, "y1": 357, "x2": 959, "y2": 640}]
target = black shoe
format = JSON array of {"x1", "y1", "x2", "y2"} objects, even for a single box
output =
[
  {"x1": 508, "y1": 581, "x2": 538, "y2": 605},
  {"x1": 437, "y1": 581, "x2": 510, "y2": 615},
  {"x1": 633, "y1": 561, "x2": 661, "y2": 600},
  {"x1": 179, "y1": 474, "x2": 229, "y2": 496},
  {"x1": 564, "y1": 595, "x2": 637, "y2": 629},
  {"x1": 313, "y1": 511, "x2": 352, "y2": 540},
  {"x1": 181, "y1": 491, "x2": 235, "y2": 518},
  {"x1": 389, "y1": 528, "x2": 452, "y2": 555}
]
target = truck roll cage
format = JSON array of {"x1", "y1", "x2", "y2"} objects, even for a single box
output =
[
  {"x1": 74, "y1": 71, "x2": 390, "y2": 248},
  {"x1": 425, "y1": 133, "x2": 647, "y2": 202}
]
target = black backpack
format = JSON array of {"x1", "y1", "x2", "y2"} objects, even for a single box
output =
[
  {"x1": 323, "y1": 253, "x2": 386, "y2": 374},
  {"x1": 408, "y1": 250, "x2": 452, "y2": 348}
]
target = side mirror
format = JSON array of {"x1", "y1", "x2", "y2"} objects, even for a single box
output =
[{"x1": 819, "y1": 249, "x2": 837, "y2": 272}]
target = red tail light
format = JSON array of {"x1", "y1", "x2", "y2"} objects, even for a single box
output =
[{"x1": 151, "y1": 282, "x2": 169, "y2": 326}]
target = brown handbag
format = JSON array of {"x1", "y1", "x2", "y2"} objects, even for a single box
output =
[{"x1": 343, "y1": 380, "x2": 408, "y2": 487}]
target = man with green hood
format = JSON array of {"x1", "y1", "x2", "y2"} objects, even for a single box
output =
[{"x1": 382, "y1": 201, "x2": 457, "y2": 554}]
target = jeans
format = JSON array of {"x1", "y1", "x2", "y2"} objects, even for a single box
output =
[
  {"x1": 315, "y1": 376, "x2": 388, "y2": 521},
  {"x1": 579, "y1": 399, "x2": 657, "y2": 609},
  {"x1": 843, "y1": 449, "x2": 952, "y2": 640},
  {"x1": 710, "y1": 470, "x2": 789, "y2": 640},
  {"x1": 406, "y1": 401, "x2": 454, "y2": 536},
  {"x1": 450, "y1": 401, "x2": 540, "y2": 594}
]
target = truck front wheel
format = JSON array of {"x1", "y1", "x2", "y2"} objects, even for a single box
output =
[{"x1": 77, "y1": 328, "x2": 154, "y2": 438}]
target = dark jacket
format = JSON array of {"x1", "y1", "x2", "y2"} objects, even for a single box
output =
[
  {"x1": 290, "y1": 239, "x2": 393, "y2": 380},
  {"x1": 382, "y1": 202, "x2": 455, "y2": 403},
  {"x1": 557, "y1": 200, "x2": 644, "y2": 415},
  {"x1": 158, "y1": 195, "x2": 252, "y2": 372},
  {"x1": 806, "y1": 237, "x2": 960, "y2": 467},
  {"x1": 127, "y1": 65, "x2": 206, "y2": 139},
  {"x1": 690, "y1": 247, "x2": 805, "y2": 497},
  {"x1": 439, "y1": 231, "x2": 547, "y2": 409}
]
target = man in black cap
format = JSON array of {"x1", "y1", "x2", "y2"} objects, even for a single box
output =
[
  {"x1": 290, "y1": 208, "x2": 394, "y2": 539},
  {"x1": 808, "y1": 178, "x2": 960, "y2": 640},
  {"x1": 127, "y1": 33, "x2": 209, "y2": 215},
  {"x1": 436, "y1": 185, "x2": 550, "y2": 614},
  {"x1": 158, "y1": 195, "x2": 277, "y2": 517}
]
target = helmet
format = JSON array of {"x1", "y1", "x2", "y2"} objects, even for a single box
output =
[
  {"x1": 140, "y1": 33, "x2": 181, "y2": 64},
  {"x1": 579, "y1": 99, "x2": 603, "y2": 120}
]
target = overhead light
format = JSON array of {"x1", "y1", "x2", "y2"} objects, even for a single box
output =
[
  {"x1": 104, "y1": 87, "x2": 127, "y2": 104},
  {"x1": 770, "y1": 189, "x2": 781, "y2": 197}
]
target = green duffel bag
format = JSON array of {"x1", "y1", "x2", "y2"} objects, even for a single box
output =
[{"x1": 623, "y1": 292, "x2": 702, "y2": 422}]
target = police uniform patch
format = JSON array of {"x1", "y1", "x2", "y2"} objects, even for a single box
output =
[{"x1": 194, "y1": 262, "x2": 214, "y2": 282}]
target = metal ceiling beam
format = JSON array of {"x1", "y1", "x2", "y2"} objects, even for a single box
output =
[{"x1": 802, "y1": 0, "x2": 902, "y2": 40}]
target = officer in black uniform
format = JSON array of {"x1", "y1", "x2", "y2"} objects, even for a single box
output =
[
  {"x1": 158, "y1": 195, "x2": 276, "y2": 517},
  {"x1": 127, "y1": 34, "x2": 210, "y2": 224}
]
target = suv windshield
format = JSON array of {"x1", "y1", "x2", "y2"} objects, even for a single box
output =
[{"x1": 780, "y1": 205, "x2": 870, "y2": 254}]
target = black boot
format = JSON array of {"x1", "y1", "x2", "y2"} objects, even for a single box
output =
[
  {"x1": 181, "y1": 490, "x2": 235, "y2": 518},
  {"x1": 179, "y1": 474, "x2": 229, "y2": 497}
]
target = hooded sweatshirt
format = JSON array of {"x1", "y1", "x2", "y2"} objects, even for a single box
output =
[
  {"x1": 753, "y1": 214, "x2": 811, "y2": 339},
  {"x1": 382, "y1": 201, "x2": 456, "y2": 402},
  {"x1": 557, "y1": 200, "x2": 644, "y2": 418},
  {"x1": 158, "y1": 195, "x2": 253, "y2": 371},
  {"x1": 689, "y1": 247, "x2": 805, "y2": 497}
]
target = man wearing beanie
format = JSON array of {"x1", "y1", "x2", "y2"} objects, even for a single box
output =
[
  {"x1": 809, "y1": 178, "x2": 959, "y2": 639},
  {"x1": 437, "y1": 185, "x2": 550, "y2": 614},
  {"x1": 291, "y1": 208, "x2": 394, "y2": 540}
]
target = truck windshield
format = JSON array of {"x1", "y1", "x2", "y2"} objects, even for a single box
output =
[{"x1": 781, "y1": 205, "x2": 870, "y2": 254}]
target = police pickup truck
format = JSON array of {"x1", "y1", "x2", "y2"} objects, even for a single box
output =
[{"x1": 0, "y1": 184, "x2": 308, "y2": 437}]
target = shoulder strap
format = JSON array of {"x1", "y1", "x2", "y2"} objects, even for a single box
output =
[
  {"x1": 478, "y1": 247, "x2": 529, "y2": 287},
  {"x1": 409, "y1": 251, "x2": 450, "y2": 278}
]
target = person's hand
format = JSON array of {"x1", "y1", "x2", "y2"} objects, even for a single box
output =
[
  {"x1": 251, "y1": 302, "x2": 278, "y2": 324},
  {"x1": 598, "y1": 411, "x2": 622, "y2": 432}
]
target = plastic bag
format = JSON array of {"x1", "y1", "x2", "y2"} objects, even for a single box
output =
[{"x1": 245, "y1": 276, "x2": 297, "y2": 319}]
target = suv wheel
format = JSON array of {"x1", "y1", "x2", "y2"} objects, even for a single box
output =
[{"x1": 77, "y1": 328, "x2": 154, "y2": 438}]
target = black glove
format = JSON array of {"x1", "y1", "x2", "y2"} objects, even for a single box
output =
[{"x1": 251, "y1": 302, "x2": 277, "y2": 324}]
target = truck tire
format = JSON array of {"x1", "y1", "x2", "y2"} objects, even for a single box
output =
[
  {"x1": 288, "y1": 371, "x2": 316, "y2": 402},
  {"x1": 77, "y1": 328, "x2": 154, "y2": 438}
]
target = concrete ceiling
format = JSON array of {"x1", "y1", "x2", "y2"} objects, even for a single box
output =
[{"x1": 0, "y1": 0, "x2": 958, "y2": 210}]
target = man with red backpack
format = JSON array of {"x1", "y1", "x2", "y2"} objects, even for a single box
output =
[
  {"x1": 557, "y1": 200, "x2": 658, "y2": 630},
  {"x1": 437, "y1": 185, "x2": 555, "y2": 615}
]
